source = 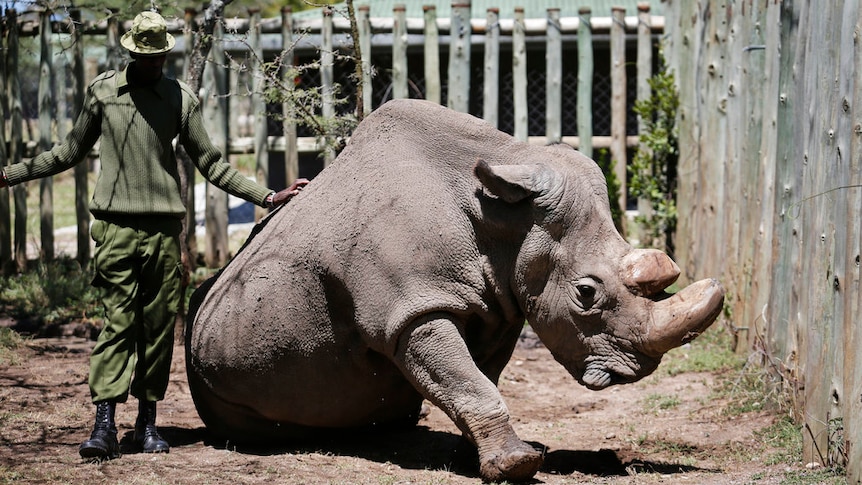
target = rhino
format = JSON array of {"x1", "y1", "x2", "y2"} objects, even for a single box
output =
[{"x1": 186, "y1": 99, "x2": 725, "y2": 482}]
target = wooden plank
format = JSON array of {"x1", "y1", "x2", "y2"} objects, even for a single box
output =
[
  {"x1": 250, "y1": 8, "x2": 269, "y2": 223},
  {"x1": 38, "y1": 9, "x2": 54, "y2": 261},
  {"x1": 545, "y1": 8, "x2": 561, "y2": 144},
  {"x1": 482, "y1": 8, "x2": 500, "y2": 127},
  {"x1": 610, "y1": 6, "x2": 627, "y2": 219},
  {"x1": 634, "y1": 2, "x2": 652, "y2": 238},
  {"x1": 202, "y1": 21, "x2": 230, "y2": 268},
  {"x1": 747, "y1": 0, "x2": 779, "y2": 356},
  {"x1": 392, "y1": 4, "x2": 408, "y2": 99},
  {"x1": 447, "y1": 1, "x2": 471, "y2": 113},
  {"x1": 827, "y1": 0, "x2": 860, "y2": 472},
  {"x1": 182, "y1": 7, "x2": 198, "y2": 271},
  {"x1": 694, "y1": 0, "x2": 729, "y2": 284},
  {"x1": 106, "y1": 11, "x2": 121, "y2": 72},
  {"x1": 736, "y1": 3, "x2": 768, "y2": 350},
  {"x1": 844, "y1": 0, "x2": 862, "y2": 477},
  {"x1": 577, "y1": 7, "x2": 593, "y2": 159},
  {"x1": 71, "y1": 7, "x2": 88, "y2": 266},
  {"x1": 767, "y1": 0, "x2": 805, "y2": 396},
  {"x1": 0, "y1": 9, "x2": 8, "y2": 270},
  {"x1": 512, "y1": 7, "x2": 527, "y2": 141},
  {"x1": 321, "y1": 7, "x2": 335, "y2": 165},
  {"x1": 8, "y1": 10, "x2": 27, "y2": 271},
  {"x1": 423, "y1": 6, "x2": 441, "y2": 105},
  {"x1": 800, "y1": 0, "x2": 837, "y2": 465},
  {"x1": 664, "y1": 0, "x2": 700, "y2": 282},
  {"x1": 358, "y1": 5, "x2": 374, "y2": 113},
  {"x1": 282, "y1": 6, "x2": 300, "y2": 185},
  {"x1": 719, "y1": 2, "x2": 742, "y2": 342}
]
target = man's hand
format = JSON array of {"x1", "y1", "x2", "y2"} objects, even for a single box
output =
[
  {"x1": 0, "y1": 169, "x2": 7, "y2": 188},
  {"x1": 270, "y1": 178, "x2": 310, "y2": 207}
]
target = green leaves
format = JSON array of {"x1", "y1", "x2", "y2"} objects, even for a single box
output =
[{"x1": 629, "y1": 55, "x2": 679, "y2": 252}]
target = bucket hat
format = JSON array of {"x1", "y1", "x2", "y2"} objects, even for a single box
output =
[{"x1": 120, "y1": 11, "x2": 175, "y2": 56}]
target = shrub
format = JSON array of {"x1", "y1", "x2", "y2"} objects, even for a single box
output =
[{"x1": 0, "y1": 257, "x2": 103, "y2": 332}]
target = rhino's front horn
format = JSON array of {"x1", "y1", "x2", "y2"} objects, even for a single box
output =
[
  {"x1": 621, "y1": 249, "x2": 681, "y2": 297},
  {"x1": 644, "y1": 278, "x2": 725, "y2": 356}
]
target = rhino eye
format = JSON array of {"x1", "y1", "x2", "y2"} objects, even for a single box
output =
[
  {"x1": 572, "y1": 278, "x2": 601, "y2": 310},
  {"x1": 577, "y1": 284, "x2": 596, "y2": 300}
]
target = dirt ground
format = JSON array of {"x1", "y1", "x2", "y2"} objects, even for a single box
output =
[{"x1": 0, "y1": 324, "x2": 822, "y2": 485}]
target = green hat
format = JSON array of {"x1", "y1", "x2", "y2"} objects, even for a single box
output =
[{"x1": 120, "y1": 11, "x2": 175, "y2": 56}]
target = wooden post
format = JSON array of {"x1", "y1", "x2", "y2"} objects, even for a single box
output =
[
  {"x1": 393, "y1": 4, "x2": 408, "y2": 99},
  {"x1": 512, "y1": 7, "x2": 527, "y2": 141},
  {"x1": 282, "y1": 6, "x2": 300, "y2": 185},
  {"x1": 482, "y1": 8, "x2": 499, "y2": 127},
  {"x1": 182, "y1": 7, "x2": 198, "y2": 269},
  {"x1": 610, "y1": 6, "x2": 628, "y2": 220},
  {"x1": 635, "y1": 3, "x2": 652, "y2": 243},
  {"x1": 766, "y1": 0, "x2": 803, "y2": 404},
  {"x1": 203, "y1": 21, "x2": 230, "y2": 268},
  {"x1": 447, "y1": 1, "x2": 471, "y2": 113},
  {"x1": 321, "y1": 7, "x2": 335, "y2": 165},
  {"x1": 545, "y1": 8, "x2": 561, "y2": 144},
  {"x1": 358, "y1": 5, "x2": 373, "y2": 114},
  {"x1": 577, "y1": 7, "x2": 593, "y2": 158},
  {"x1": 70, "y1": 8, "x2": 89, "y2": 266},
  {"x1": 0, "y1": 8, "x2": 8, "y2": 270},
  {"x1": 423, "y1": 6, "x2": 441, "y2": 104},
  {"x1": 106, "y1": 10, "x2": 121, "y2": 72},
  {"x1": 8, "y1": 10, "x2": 27, "y2": 270},
  {"x1": 250, "y1": 8, "x2": 269, "y2": 222},
  {"x1": 842, "y1": 1, "x2": 862, "y2": 478},
  {"x1": 38, "y1": 8, "x2": 54, "y2": 260}
]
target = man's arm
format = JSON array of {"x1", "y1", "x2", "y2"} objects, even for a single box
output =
[
  {"x1": 3, "y1": 88, "x2": 101, "y2": 186},
  {"x1": 179, "y1": 89, "x2": 309, "y2": 209}
]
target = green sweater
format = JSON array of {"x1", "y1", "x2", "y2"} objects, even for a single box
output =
[{"x1": 5, "y1": 65, "x2": 272, "y2": 219}]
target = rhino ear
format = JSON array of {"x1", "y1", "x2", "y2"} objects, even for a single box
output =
[{"x1": 473, "y1": 159, "x2": 556, "y2": 203}]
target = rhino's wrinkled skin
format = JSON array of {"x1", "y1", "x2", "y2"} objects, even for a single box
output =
[{"x1": 186, "y1": 99, "x2": 724, "y2": 482}]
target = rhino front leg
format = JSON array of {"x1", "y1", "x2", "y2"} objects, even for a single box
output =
[{"x1": 394, "y1": 313, "x2": 543, "y2": 482}]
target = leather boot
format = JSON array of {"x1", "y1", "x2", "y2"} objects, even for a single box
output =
[
  {"x1": 134, "y1": 400, "x2": 170, "y2": 453},
  {"x1": 79, "y1": 401, "x2": 120, "y2": 459}
]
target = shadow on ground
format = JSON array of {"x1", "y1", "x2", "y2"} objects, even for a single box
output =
[{"x1": 142, "y1": 424, "x2": 720, "y2": 481}]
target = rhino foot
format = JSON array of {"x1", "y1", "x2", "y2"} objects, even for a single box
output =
[{"x1": 479, "y1": 437, "x2": 543, "y2": 482}]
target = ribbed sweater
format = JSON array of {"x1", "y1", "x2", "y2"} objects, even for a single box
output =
[{"x1": 5, "y1": 64, "x2": 272, "y2": 219}]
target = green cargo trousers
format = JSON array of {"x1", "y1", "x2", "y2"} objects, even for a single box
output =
[{"x1": 88, "y1": 216, "x2": 183, "y2": 403}]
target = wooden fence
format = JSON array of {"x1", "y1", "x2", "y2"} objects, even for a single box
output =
[
  {"x1": 0, "y1": 2, "x2": 661, "y2": 271},
  {"x1": 664, "y1": 0, "x2": 861, "y2": 481}
]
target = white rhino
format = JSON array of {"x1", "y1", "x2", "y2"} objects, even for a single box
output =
[{"x1": 186, "y1": 99, "x2": 724, "y2": 482}]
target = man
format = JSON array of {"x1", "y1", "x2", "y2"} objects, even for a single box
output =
[{"x1": 0, "y1": 11, "x2": 308, "y2": 459}]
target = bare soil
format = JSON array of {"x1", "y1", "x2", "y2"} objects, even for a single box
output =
[{"x1": 0, "y1": 328, "x2": 805, "y2": 485}]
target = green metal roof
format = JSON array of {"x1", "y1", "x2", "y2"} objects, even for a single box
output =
[{"x1": 294, "y1": 1, "x2": 663, "y2": 20}]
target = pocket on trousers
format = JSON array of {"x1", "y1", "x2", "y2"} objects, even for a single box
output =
[{"x1": 91, "y1": 220, "x2": 106, "y2": 246}]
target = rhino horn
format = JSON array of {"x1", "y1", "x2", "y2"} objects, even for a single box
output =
[
  {"x1": 644, "y1": 278, "x2": 725, "y2": 356},
  {"x1": 620, "y1": 249, "x2": 681, "y2": 297}
]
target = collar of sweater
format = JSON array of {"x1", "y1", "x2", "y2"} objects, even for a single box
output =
[{"x1": 116, "y1": 64, "x2": 174, "y2": 99}]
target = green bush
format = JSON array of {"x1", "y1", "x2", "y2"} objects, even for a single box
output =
[
  {"x1": 0, "y1": 257, "x2": 103, "y2": 330},
  {"x1": 595, "y1": 148, "x2": 624, "y2": 232},
  {"x1": 629, "y1": 55, "x2": 679, "y2": 253}
]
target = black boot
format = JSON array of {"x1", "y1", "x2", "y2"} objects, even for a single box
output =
[
  {"x1": 134, "y1": 400, "x2": 170, "y2": 453},
  {"x1": 79, "y1": 401, "x2": 120, "y2": 459}
]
